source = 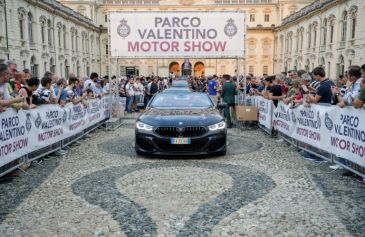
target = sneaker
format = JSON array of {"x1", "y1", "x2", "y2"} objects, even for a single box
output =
[
  {"x1": 329, "y1": 165, "x2": 343, "y2": 170},
  {"x1": 342, "y1": 171, "x2": 355, "y2": 177},
  {"x1": 43, "y1": 156, "x2": 52, "y2": 161},
  {"x1": 83, "y1": 134, "x2": 92, "y2": 139},
  {"x1": 313, "y1": 158, "x2": 328, "y2": 164},
  {"x1": 275, "y1": 138, "x2": 284, "y2": 143},
  {"x1": 35, "y1": 159, "x2": 43, "y2": 165},
  {"x1": 355, "y1": 175, "x2": 364, "y2": 184},
  {"x1": 4, "y1": 171, "x2": 18, "y2": 177},
  {"x1": 72, "y1": 141, "x2": 82, "y2": 146}
]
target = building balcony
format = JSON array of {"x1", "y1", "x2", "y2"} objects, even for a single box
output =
[{"x1": 339, "y1": 41, "x2": 346, "y2": 49}]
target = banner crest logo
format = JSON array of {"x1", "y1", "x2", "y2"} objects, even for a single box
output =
[
  {"x1": 35, "y1": 113, "x2": 42, "y2": 129},
  {"x1": 117, "y1": 19, "x2": 131, "y2": 39},
  {"x1": 26, "y1": 113, "x2": 32, "y2": 132},
  {"x1": 324, "y1": 112, "x2": 333, "y2": 131},
  {"x1": 224, "y1": 18, "x2": 237, "y2": 39}
]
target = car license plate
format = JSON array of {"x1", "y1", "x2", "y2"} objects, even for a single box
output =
[{"x1": 170, "y1": 138, "x2": 191, "y2": 144}]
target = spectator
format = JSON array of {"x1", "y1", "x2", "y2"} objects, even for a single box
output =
[
  {"x1": 18, "y1": 77, "x2": 39, "y2": 108},
  {"x1": 283, "y1": 79, "x2": 298, "y2": 105},
  {"x1": 208, "y1": 76, "x2": 217, "y2": 103},
  {"x1": 306, "y1": 67, "x2": 333, "y2": 104},
  {"x1": 65, "y1": 77, "x2": 86, "y2": 105},
  {"x1": 125, "y1": 78, "x2": 135, "y2": 113},
  {"x1": 84, "y1": 72, "x2": 99, "y2": 94},
  {"x1": 53, "y1": 78, "x2": 67, "y2": 106},
  {"x1": 33, "y1": 77, "x2": 53, "y2": 105},
  {"x1": 288, "y1": 69, "x2": 299, "y2": 80},
  {"x1": 23, "y1": 68, "x2": 32, "y2": 81},
  {"x1": 0, "y1": 64, "x2": 24, "y2": 111},
  {"x1": 133, "y1": 78, "x2": 144, "y2": 111},
  {"x1": 221, "y1": 74, "x2": 237, "y2": 128},
  {"x1": 353, "y1": 64, "x2": 365, "y2": 109},
  {"x1": 149, "y1": 77, "x2": 158, "y2": 99},
  {"x1": 334, "y1": 66, "x2": 363, "y2": 108},
  {"x1": 266, "y1": 75, "x2": 283, "y2": 108}
]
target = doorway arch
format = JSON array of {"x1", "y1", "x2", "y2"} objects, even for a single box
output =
[
  {"x1": 169, "y1": 62, "x2": 180, "y2": 76},
  {"x1": 194, "y1": 61, "x2": 204, "y2": 77}
]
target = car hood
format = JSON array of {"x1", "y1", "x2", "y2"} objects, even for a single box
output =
[{"x1": 138, "y1": 107, "x2": 223, "y2": 127}]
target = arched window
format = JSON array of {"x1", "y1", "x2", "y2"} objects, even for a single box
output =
[
  {"x1": 329, "y1": 17, "x2": 335, "y2": 43},
  {"x1": 299, "y1": 28, "x2": 304, "y2": 50},
  {"x1": 338, "y1": 55, "x2": 345, "y2": 76},
  {"x1": 18, "y1": 9, "x2": 25, "y2": 40},
  {"x1": 341, "y1": 11, "x2": 347, "y2": 42},
  {"x1": 40, "y1": 17, "x2": 46, "y2": 44},
  {"x1": 349, "y1": 8, "x2": 357, "y2": 39},
  {"x1": 57, "y1": 23, "x2": 62, "y2": 48},
  {"x1": 47, "y1": 19, "x2": 53, "y2": 46},
  {"x1": 295, "y1": 29, "x2": 300, "y2": 52},
  {"x1": 322, "y1": 18, "x2": 327, "y2": 46},
  {"x1": 70, "y1": 28, "x2": 75, "y2": 50},
  {"x1": 312, "y1": 23, "x2": 318, "y2": 48},
  {"x1": 75, "y1": 30, "x2": 79, "y2": 51},
  {"x1": 63, "y1": 25, "x2": 67, "y2": 49},
  {"x1": 50, "y1": 57, "x2": 55, "y2": 73},
  {"x1": 30, "y1": 55, "x2": 38, "y2": 77},
  {"x1": 320, "y1": 57, "x2": 325, "y2": 67},
  {"x1": 27, "y1": 13, "x2": 33, "y2": 43}
]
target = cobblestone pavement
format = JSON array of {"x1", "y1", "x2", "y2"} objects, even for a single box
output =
[{"x1": 0, "y1": 118, "x2": 364, "y2": 237}]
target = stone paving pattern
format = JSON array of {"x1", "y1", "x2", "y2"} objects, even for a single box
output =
[{"x1": 0, "y1": 119, "x2": 364, "y2": 237}]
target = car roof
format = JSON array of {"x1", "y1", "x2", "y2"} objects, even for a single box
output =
[
  {"x1": 163, "y1": 88, "x2": 191, "y2": 93},
  {"x1": 171, "y1": 80, "x2": 189, "y2": 88}
]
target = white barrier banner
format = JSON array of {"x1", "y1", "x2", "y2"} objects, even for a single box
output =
[
  {"x1": 271, "y1": 101, "x2": 365, "y2": 167},
  {"x1": 324, "y1": 107, "x2": 365, "y2": 167},
  {"x1": 272, "y1": 102, "x2": 296, "y2": 137},
  {"x1": 256, "y1": 96, "x2": 273, "y2": 131},
  {"x1": 0, "y1": 97, "x2": 110, "y2": 168},
  {"x1": 291, "y1": 104, "x2": 324, "y2": 148},
  {"x1": 109, "y1": 11, "x2": 245, "y2": 58}
]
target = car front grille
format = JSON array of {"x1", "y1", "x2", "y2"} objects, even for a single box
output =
[{"x1": 155, "y1": 126, "x2": 207, "y2": 137}]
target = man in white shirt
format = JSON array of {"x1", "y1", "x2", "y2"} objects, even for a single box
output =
[
  {"x1": 125, "y1": 78, "x2": 135, "y2": 113},
  {"x1": 333, "y1": 66, "x2": 363, "y2": 107},
  {"x1": 84, "y1": 72, "x2": 99, "y2": 95},
  {"x1": 133, "y1": 78, "x2": 144, "y2": 104}
]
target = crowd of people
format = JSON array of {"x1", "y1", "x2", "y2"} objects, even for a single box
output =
[
  {"x1": 0, "y1": 61, "x2": 110, "y2": 113},
  {"x1": 1, "y1": 59, "x2": 364, "y2": 181}
]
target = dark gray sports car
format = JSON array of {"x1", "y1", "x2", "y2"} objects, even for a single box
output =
[{"x1": 135, "y1": 92, "x2": 227, "y2": 156}]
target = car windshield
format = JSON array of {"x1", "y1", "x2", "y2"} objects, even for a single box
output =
[{"x1": 150, "y1": 93, "x2": 213, "y2": 108}]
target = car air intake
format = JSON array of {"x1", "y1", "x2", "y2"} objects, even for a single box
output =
[{"x1": 155, "y1": 126, "x2": 207, "y2": 137}]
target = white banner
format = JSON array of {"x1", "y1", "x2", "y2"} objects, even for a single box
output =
[
  {"x1": 271, "y1": 101, "x2": 365, "y2": 167},
  {"x1": 0, "y1": 97, "x2": 110, "y2": 168},
  {"x1": 109, "y1": 11, "x2": 245, "y2": 58},
  {"x1": 322, "y1": 106, "x2": 365, "y2": 167},
  {"x1": 256, "y1": 96, "x2": 273, "y2": 131},
  {"x1": 272, "y1": 102, "x2": 296, "y2": 137}
]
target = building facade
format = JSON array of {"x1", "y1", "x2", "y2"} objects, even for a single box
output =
[
  {"x1": 61, "y1": 0, "x2": 313, "y2": 77},
  {"x1": 274, "y1": 0, "x2": 365, "y2": 80},
  {"x1": 0, "y1": 0, "x2": 102, "y2": 78},
  {"x1": 0, "y1": 0, "x2": 316, "y2": 78}
]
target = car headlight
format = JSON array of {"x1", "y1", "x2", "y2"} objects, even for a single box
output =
[
  {"x1": 136, "y1": 121, "x2": 153, "y2": 131},
  {"x1": 208, "y1": 121, "x2": 226, "y2": 131}
]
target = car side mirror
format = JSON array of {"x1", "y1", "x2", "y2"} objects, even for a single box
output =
[
  {"x1": 217, "y1": 102, "x2": 227, "y2": 109},
  {"x1": 137, "y1": 103, "x2": 145, "y2": 110}
]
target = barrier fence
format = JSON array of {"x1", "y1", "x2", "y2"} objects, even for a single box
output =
[
  {"x1": 0, "y1": 97, "x2": 111, "y2": 177},
  {"x1": 245, "y1": 95, "x2": 365, "y2": 178}
]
